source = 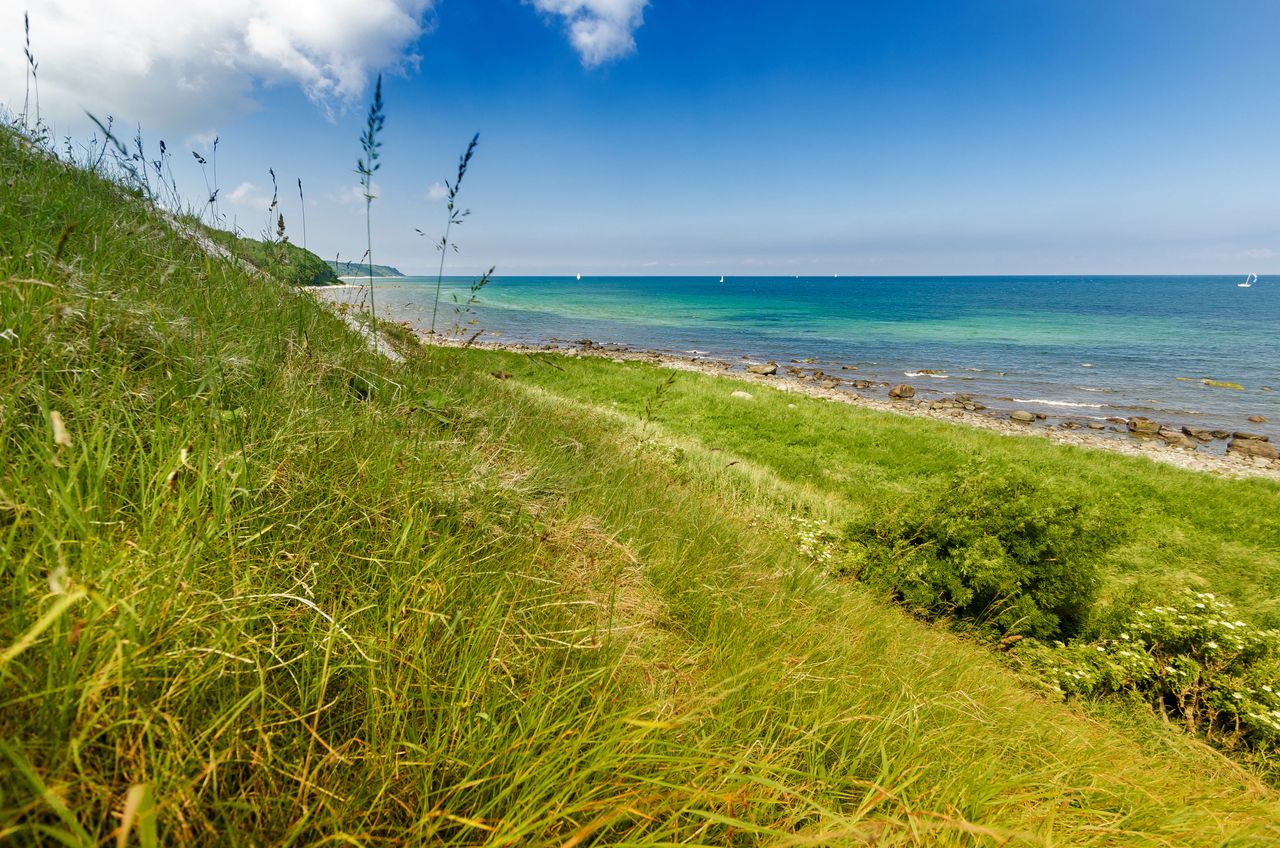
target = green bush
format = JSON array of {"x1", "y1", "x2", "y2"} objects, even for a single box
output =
[
  {"x1": 842, "y1": 461, "x2": 1111, "y2": 639},
  {"x1": 1014, "y1": 590, "x2": 1280, "y2": 752}
]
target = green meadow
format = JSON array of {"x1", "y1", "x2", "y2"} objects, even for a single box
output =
[
  {"x1": 460, "y1": 349, "x2": 1280, "y2": 627},
  {"x1": 4, "y1": 123, "x2": 1280, "y2": 847}
]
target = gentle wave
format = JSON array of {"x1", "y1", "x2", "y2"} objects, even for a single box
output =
[{"x1": 1010, "y1": 398, "x2": 1106, "y2": 409}]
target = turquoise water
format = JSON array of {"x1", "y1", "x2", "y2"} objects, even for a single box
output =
[{"x1": 326, "y1": 275, "x2": 1280, "y2": 441}]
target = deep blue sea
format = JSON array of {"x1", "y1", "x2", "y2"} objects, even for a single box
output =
[{"x1": 325, "y1": 275, "x2": 1280, "y2": 443}]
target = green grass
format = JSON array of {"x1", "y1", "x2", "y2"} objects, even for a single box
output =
[
  {"x1": 460, "y1": 351, "x2": 1280, "y2": 627},
  {"x1": 4, "y1": 126, "x2": 1280, "y2": 844},
  {"x1": 198, "y1": 222, "x2": 339, "y2": 287}
]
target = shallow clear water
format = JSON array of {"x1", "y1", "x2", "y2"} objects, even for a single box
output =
[{"x1": 326, "y1": 275, "x2": 1280, "y2": 443}]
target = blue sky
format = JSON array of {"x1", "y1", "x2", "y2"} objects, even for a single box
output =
[{"x1": 5, "y1": 0, "x2": 1280, "y2": 275}]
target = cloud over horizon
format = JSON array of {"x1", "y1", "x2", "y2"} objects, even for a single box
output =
[
  {"x1": 529, "y1": 0, "x2": 647, "y2": 67},
  {"x1": 0, "y1": 0, "x2": 435, "y2": 130}
]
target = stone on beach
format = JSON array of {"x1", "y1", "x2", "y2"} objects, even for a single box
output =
[
  {"x1": 1126, "y1": 417, "x2": 1162, "y2": 435},
  {"x1": 1227, "y1": 438, "x2": 1279, "y2": 460},
  {"x1": 1247, "y1": 415, "x2": 1268, "y2": 424},
  {"x1": 1010, "y1": 410, "x2": 1036, "y2": 423},
  {"x1": 1233, "y1": 432, "x2": 1270, "y2": 442},
  {"x1": 1158, "y1": 427, "x2": 1197, "y2": 449},
  {"x1": 888, "y1": 384, "x2": 915, "y2": 399},
  {"x1": 746, "y1": 362, "x2": 778, "y2": 376}
]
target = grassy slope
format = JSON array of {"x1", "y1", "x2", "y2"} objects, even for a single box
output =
[
  {"x1": 2, "y1": 131, "x2": 1280, "y2": 845},
  {"x1": 462, "y1": 351, "x2": 1280, "y2": 627},
  {"x1": 199, "y1": 224, "x2": 340, "y2": 287}
]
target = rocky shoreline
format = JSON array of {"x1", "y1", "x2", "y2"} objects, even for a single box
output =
[{"x1": 426, "y1": 332, "x2": 1280, "y2": 482}]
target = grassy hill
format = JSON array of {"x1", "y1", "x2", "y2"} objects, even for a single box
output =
[
  {"x1": 193, "y1": 224, "x2": 340, "y2": 287},
  {"x1": 3, "y1": 125, "x2": 1280, "y2": 844}
]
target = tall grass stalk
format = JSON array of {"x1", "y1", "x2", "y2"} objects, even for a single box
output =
[
  {"x1": 425, "y1": 134, "x2": 479, "y2": 342},
  {"x1": 356, "y1": 74, "x2": 385, "y2": 329},
  {"x1": 297, "y1": 177, "x2": 307, "y2": 251},
  {"x1": 22, "y1": 12, "x2": 39, "y2": 129}
]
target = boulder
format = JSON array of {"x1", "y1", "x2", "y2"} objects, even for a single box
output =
[
  {"x1": 1087, "y1": 423, "x2": 1105, "y2": 430},
  {"x1": 1228, "y1": 438, "x2": 1279, "y2": 460},
  {"x1": 1233, "y1": 432, "x2": 1270, "y2": 442},
  {"x1": 1182, "y1": 426, "x2": 1215, "y2": 442},
  {"x1": 578, "y1": 338, "x2": 594, "y2": 349},
  {"x1": 818, "y1": 379, "x2": 840, "y2": 390},
  {"x1": 888, "y1": 384, "x2": 915, "y2": 400},
  {"x1": 1212, "y1": 430, "x2": 1232, "y2": 440},
  {"x1": 1126, "y1": 416, "x2": 1162, "y2": 435},
  {"x1": 1010, "y1": 410, "x2": 1035, "y2": 423},
  {"x1": 1247, "y1": 416, "x2": 1268, "y2": 424},
  {"x1": 730, "y1": 390, "x2": 754, "y2": 401},
  {"x1": 1158, "y1": 427, "x2": 1196, "y2": 449},
  {"x1": 746, "y1": 362, "x2": 778, "y2": 376}
]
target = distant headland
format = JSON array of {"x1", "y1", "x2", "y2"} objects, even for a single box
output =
[{"x1": 328, "y1": 259, "x2": 407, "y2": 278}]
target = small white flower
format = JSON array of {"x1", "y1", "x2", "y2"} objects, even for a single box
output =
[{"x1": 47, "y1": 565, "x2": 69, "y2": 595}]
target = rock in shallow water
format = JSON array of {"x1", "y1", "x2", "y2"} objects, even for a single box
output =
[
  {"x1": 888, "y1": 384, "x2": 916, "y2": 399},
  {"x1": 1182, "y1": 426, "x2": 1216, "y2": 442},
  {"x1": 1010, "y1": 410, "x2": 1035, "y2": 423},
  {"x1": 746, "y1": 362, "x2": 778, "y2": 376}
]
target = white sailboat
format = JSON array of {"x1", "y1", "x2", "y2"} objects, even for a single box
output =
[
  {"x1": 719, "y1": 275, "x2": 724, "y2": 283},
  {"x1": 576, "y1": 273, "x2": 582, "y2": 281},
  {"x1": 1238, "y1": 272, "x2": 1256, "y2": 288}
]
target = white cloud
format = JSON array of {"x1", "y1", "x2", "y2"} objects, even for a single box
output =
[
  {"x1": 528, "y1": 0, "x2": 647, "y2": 67},
  {"x1": 227, "y1": 181, "x2": 269, "y2": 208},
  {"x1": 426, "y1": 181, "x2": 448, "y2": 200},
  {"x1": 187, "y1": 130, "x2": 219, "y2": 152},
  {"x1": 331, "y1": 183, "x2": 380, "y2": 205},
  {"x1": 0, "y1": 1, "x2": 435, "y2": 130}
]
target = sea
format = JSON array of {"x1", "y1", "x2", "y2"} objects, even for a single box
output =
[{"x1": 322, "y1": 275, "x2": 1280, "y2": 448}]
